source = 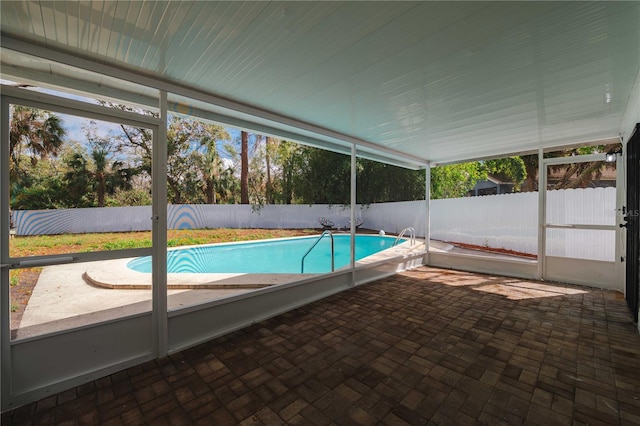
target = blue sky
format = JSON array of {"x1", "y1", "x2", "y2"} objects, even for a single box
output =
[
  {"x1": 59, "y1": 113, "x2": 123, "y2": 144},
  {"x1": 3, "y1": 79, "x2": 249, "y2": 168}
]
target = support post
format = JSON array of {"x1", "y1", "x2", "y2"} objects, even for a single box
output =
[
  {"x1": 350, "y1": 144, "x2": 357, "y2": 285},
  {"x1": 1, "y1": 98, "x2": 11, "y2": 410},
  {"x1": 616, "y1": 145, "x2": 626, "y2": 299},
  {"x1": 152, "y1": 91, "x2": 168, "y2": 356},
  {"x1": 425, "y1": 165, "x2": 431, "y2": 259},
  {"x1": 537, "y1": 147, "x2": 546, "y2": 280}
]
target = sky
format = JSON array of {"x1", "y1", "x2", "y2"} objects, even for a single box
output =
[
  {"x1": 3, "y1": 79, "x2": 242, "y2": 166},
  {"x1": 3, "y1": 79, "x2": 123, "y2": 144}
]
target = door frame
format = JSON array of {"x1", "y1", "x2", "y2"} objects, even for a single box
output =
[
  {"x1": 539, "y1": 152, "x2": 623, "y2": 289},
  {"x1": 0, "y1": 85, "x2": 165, "y2": 410}
]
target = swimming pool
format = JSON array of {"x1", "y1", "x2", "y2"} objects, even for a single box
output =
[{"x1": 127, "y1": 234, "x2": 402, "y2": 274}]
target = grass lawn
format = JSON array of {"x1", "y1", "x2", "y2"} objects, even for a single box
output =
[{"x1": 9, "y1": 228, "x2": 318, "y2": 332}]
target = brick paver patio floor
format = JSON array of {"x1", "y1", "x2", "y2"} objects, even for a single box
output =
[{"x1": 3, "y1": 266, "x2": 640, "y2": 425}]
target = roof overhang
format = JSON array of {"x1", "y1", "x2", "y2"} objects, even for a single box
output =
[{"x1": 1, "y1": 1, "x2": 639, "y2": 167}]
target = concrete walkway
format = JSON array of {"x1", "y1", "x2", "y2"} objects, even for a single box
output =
[{"x1": 17, "y1": 262, "x2": 252, "y2": 339}]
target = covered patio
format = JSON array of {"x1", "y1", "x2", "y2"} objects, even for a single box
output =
[
  {"x1": 2, "y1": 266, "x2": 639, "y2": 424},
  {"x1": 1, "y1": 1, "x2": 639, "y2": 417}
]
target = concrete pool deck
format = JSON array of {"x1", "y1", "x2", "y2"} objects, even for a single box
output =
[
  {"x1": 16, "y1": 261, "x2": 256, "y2": 339},
  {"x1": 15, "y1": 239, "x2": 428, "y2": 339}
]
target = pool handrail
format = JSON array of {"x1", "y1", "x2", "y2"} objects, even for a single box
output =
[
  {"x1": 394, "y1": 227, "x2": 415, "y2": 246},
  {"x1": 301, "y1": 230, "x2": 335, "y2": 273}
]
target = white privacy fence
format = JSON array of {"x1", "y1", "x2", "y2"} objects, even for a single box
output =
[
  {"x1": 545, "y1": 187, "x2": 617, "y2": 261},
  {"x1": 13, "y1": 202, "x2": 428, "y2": 236},
  {"x1": 431, "y1": 192, "x2": 538, "y2": 254},
  {"x1": 431, "y1": 187, "x2": 617, "y2": 260},
  {"x1": 13, "y1": 187, "x2": 616, "y2": 261},
  {"x1": 360, "y1": 201, "x2": 427, "y2": 236}
]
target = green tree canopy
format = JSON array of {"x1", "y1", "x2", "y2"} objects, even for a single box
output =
[
  {"x1": 520, "y1": 143, "x2": 621, "y2": 191},
  {"x1": 430, "y1": 163, "x2": 487, "y2": 200},
  {"x1": 118, "y1": 114, "x2": 231, "y2": 204},
  {"x1": 483, "y1": 156, "x2": 527, "y2": 190},
  {"x1": 16, "y1": 102, "x2": 623, "y2": 210},
  {"x1": 9, "y1": 106, "x2": 67, "y2": 210}
]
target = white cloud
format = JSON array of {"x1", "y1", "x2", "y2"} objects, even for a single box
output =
[{"x1": 221, "y1": 157, "x2": 235, "y2": 170}]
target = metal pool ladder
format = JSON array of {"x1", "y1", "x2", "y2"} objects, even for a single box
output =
[
  {"x1": 301, "y1": 230, "x2": 334, "y2": 273},
  {"x1": 394, "y1": 227, "x2": 415, "y2": 246}
]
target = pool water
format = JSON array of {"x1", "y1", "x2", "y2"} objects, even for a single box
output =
[{"x1": 127, "y1": 234, "x2": 401, "y2": 274}]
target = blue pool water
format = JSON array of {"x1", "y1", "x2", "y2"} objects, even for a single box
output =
[{"x1": 127, "y1": 235, "x2": 401, "y2": 274}]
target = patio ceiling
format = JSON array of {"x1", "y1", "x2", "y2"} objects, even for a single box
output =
[{"x1": 1, "y1": 1, "x2": 639, "y2": 165}]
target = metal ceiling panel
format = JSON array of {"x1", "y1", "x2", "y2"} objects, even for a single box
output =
[{"x1": 1, "y1": 1, "x2": 638, "y2": 164}]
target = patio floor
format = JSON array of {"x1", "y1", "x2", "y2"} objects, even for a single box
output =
[{"x1": 2, "y1": 266, "x2": 640, "y2": 425}]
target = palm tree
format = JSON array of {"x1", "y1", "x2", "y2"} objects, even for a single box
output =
[
  {"x1": 194, "y1": 124, "x2": 230, "y2": 204},
  {"x1": 64, "y1": 148, "x2": 132, "y2": 207},
  {"x1": 9, "y1": 106, "x2": 66, "y2": 221},
  {"x1": 201, "y1": 148, "x2": 220, "y2": 204},
  {"x1": 520, "y1": 142, "x2": 621, "y2": 191},
  {"x1": 217, "y1": 166, "x2": 240, "y2": 204},
  {"x1": 64, "y1": 152, "x2": 92, "y2": 207},
  {"x1": 10, "y1": 106, "x2": 66, "y2": 174}
]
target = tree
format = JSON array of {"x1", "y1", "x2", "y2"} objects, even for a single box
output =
[
  {"x1": 430, "y1": 163, "x2": 487, "y2": 199},
  {"x1": 106, "y1": 188, "x2": 152, "y2": 207},
  {"x1": 9, "y1": 106, "x2": 66, "y2": 175},
  {"x1": 63, "y1": 145, "x2": 133, "y2": 208},
  {"x1": 10, "y1": 158, "x2": 67, "y2": 210},
  {"x1": 265, "y1": 136, "x2": 275, "y2": 204},
  {"x1": 247, "y1": 135, "x2": 268, "y2": 207},
  {"x1": 90, "y1": 148, "x2": 132, "y2": 207},
  {"x1": 117, "y1": 112, "x2": 230, "y2": 204},
  {"x1": 63, "y1": 150, "x2": 93, "y2": 207},
  {"x1": 483, "y1": 157, "x2": 526, "y2": 190},
  {"x1": 9, "y1": 105, "x2": 66, "y2": 209},
  {"x1": 199, "y1": 145, "x2": 221, "y2": 204},
  {"x1": 185, "y1": 119, "x2": 230, "y2": 204},
  {"x1": 273, "y1": 140, "x2": 305, "y2": 204},
  {"x1": 216, "y1": 165, "x2": 240, "y2": 204},
  {"x1": 293, "y1": 147, "x2": 351, "y2": 204},
  {"x1": 9, "y1": 106, "x2": 67, "y2": 212},
  {"x1": 92, "y1": 149, "x2": 109, "y2": 207},
  {"x1": 289, "y1": 145, "x2": 426, "y2": 204},
  {"x1": 240, "y1": 131, "x2": 249, "y2": 204},
  {"x1": 520, "y1": 143, "x2": 621, "y2": 191},
  {"x1": 357, "y1": 160, "x2": 425, "y2": 203}
]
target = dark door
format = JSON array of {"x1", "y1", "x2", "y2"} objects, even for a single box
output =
[{"x1": 626, "y1": 123, "x2": 640, "y2": 322}]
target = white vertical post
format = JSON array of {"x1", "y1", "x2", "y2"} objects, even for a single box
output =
[
  {"x1": 425, "y1": 164, "x2": 431, "y2": 260},
  {"x1": 616, "y1": 148, "x2": 625, "y2": 291},
  {"x1": 350, "y1": 144, "x2": 357, "y2": 285},
  {"x1": 152, "y1": 91, "x2": 168, "y2": 356},
  {"x1": 1, "y1": 98, "x2": 11, "y2": 409},
  {"x1": 537, "y1": 147, "x2": 546, "y2": 280}
]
